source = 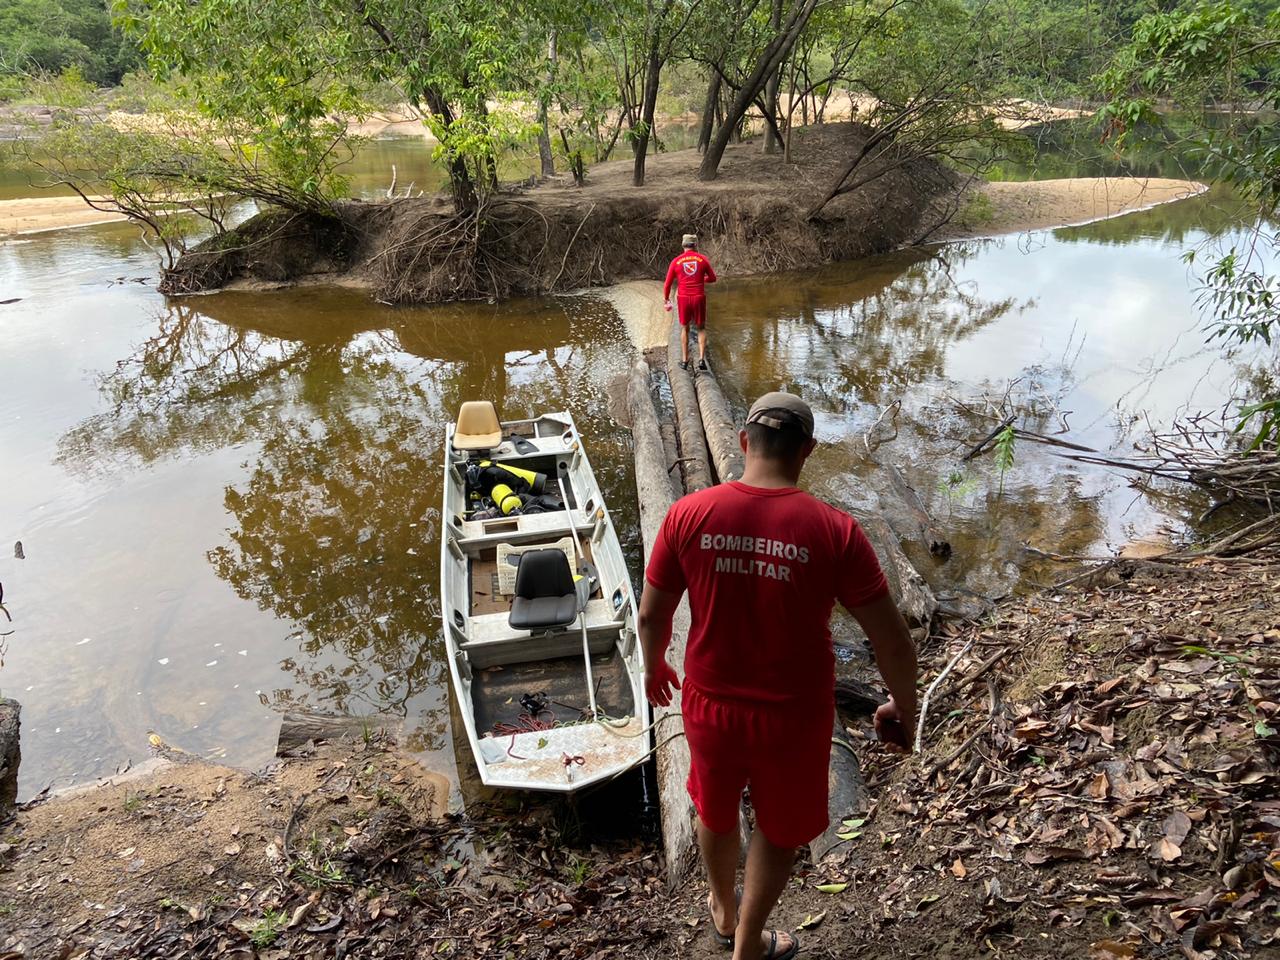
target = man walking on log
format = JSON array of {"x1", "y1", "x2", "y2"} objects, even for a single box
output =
[
  {"x1": 639, "y1": 392, "x2": 918, "y2": 960},
  {"x1": 663, "y1": 233, "x2": 717, "y2": 371}
]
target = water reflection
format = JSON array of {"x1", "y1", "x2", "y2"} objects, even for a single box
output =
[{"x1": 49, "y1": 290, "x2": 638, "y2": 785}]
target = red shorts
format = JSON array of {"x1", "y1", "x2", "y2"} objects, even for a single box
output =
[
  {"x1": 677, "y1": 295, "x2": 706, "y2": 329},
  {"x1": 682, "y1": 683, "x2": 833, "y2": 847}
]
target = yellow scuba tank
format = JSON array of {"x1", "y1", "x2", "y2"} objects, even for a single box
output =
[
  {"x1": 478, "y1": 460, "x2": 547, "y2": 495},
  {"x1": 491, "y1": 483, "x2": 524, "y2": 515}
]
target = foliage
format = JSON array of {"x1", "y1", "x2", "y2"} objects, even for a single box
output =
[
  {"x1": 249, "y1": 908, "x2": 288, "y2": 948},
  {"x1": 994, "y1": 424, "x2": 1017, "y2": 496},
  {"x1": 7, "y1": 69, "x2": 355, "y2": 267},
  {"x1": 0, "y1": 0, "x2": 139, "y2": 86},
  {"x1": 1099, "y1": 0, "x2": 1280, "y2": 447}
]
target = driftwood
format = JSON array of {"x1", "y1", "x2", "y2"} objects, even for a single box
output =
[
  {"x1": 0, "y1": 698, "x2": 19, "y2": 815},
  {"x1": 659, "y1": 419, "x2": 681, "y2": 480},
  {"x1": 887, "y1": 465, "x2": 951, "y2": 559},
  {"x1": 693, "y1": 369, "x2": 745, "y2": 483},
  {"x1": 856, "y1": 512, "x2": 937, "y2": 632},
  {"x1": 810, "y1": 720, "x2": 869, "y2": 863},
  {"x1": 628, "y1": 359, "x2": 696, "y2": 888},
  {"x1": 835, "y1": 676, "x2": 883, "y2": 717},
  {"x1": 667, "y1": 325, "x2": 713, "y2": 492},
  {"x1": 277, "y1": 712, "x2": 404, "y2": 757},
  {"x1": 962, "y1": 414, "x2": 1015, "y2": 462}
]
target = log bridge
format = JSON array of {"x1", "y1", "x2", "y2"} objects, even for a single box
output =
[{"x1": 626, "y1": 325, "x2": 936, "y2": 886}]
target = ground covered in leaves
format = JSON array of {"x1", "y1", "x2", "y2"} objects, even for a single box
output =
[{"x1": 1, "y1": 559, "x2": 1276, "y2": 958}]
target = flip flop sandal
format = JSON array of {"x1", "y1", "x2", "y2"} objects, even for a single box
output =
[
  {"x1": 709, "y1": 888, "x2": 742, "y2": 950},
  {"x1": 763, "y1": 929, "x2": 800, "y2": 960}
]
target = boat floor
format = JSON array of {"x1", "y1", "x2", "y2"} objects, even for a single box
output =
[
  {"x1": 469, "y1": 541, "x2": 599, "y2": 617},
  {"x1": 473, "y1": 649, "x2": 636, "y2": 732}
]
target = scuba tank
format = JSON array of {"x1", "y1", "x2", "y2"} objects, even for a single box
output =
[
  {"x1": 490, "y1": 483, "x2": 524, "y2": 516},
  {"x1": 475, "y1": 460, "x2": 547, "y2": 496}
]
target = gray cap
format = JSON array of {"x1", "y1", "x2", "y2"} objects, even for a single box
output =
[
  {"x1": 682, "y1": 233, "x2": 697, "y2": 246},
  {"x1": 746, "y1": 391, "x2": 814, "y2": 439}
]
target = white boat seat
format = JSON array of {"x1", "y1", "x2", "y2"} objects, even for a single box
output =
[
  {"x1": 454, "y1": 401, "x2": 503, "y2": 451},
  {"x1": 509, "y1": 549, "x2": 578, "y2": 631}
]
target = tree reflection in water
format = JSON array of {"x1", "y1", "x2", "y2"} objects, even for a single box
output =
[{"x1": 55, "y1": 289, "x2": 636, "y2": 757}]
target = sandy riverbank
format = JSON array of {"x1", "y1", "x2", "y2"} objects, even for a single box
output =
[
  {"x1": 0, "y1": 195, "x2": 132, "y2": 237},
  {"x1": 2, "y1": 174, "x2": 1207, "y2": 248},
  {"x1": 940, "y1": 176, "x2": 1209, "y2": 239}
]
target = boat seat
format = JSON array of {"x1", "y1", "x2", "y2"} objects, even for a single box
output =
[
  {"x1": 454, "y1": 401, "x2": 503, "y2": 452},
  {"x1": 509, "y1": 549, "x2": 578, "y2": 631}
]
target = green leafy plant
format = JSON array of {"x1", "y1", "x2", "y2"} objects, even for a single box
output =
[
  {"x1": 993, "y1": 425, "x2": 1016, "y2": 497},
  {"x1": 249, "y1": 908, "x2": 288, "y2": 948}
]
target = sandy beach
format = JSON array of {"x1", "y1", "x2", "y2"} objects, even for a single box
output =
[{"x1": 944, "y1": 176, "x2": 1209, "y2": 239}]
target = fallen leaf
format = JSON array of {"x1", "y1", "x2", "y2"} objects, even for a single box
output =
[
  {"x1": 951, "y1": 858, "x2": 967, "y2": 879},
  {"x1": 223, "y1": 843, "x2": 241, "y2": 856},
  {"x1": 796, "y1": 910, "x2": 826, "y2": 930},
  {"x1": 1089, "y1": 939, "x2": 1137, "y2": 959},
  {"x1": 1163, "y1": 810, "x2": 1192, "y2": 847},
  {"x1": 343, "y1": 827, "x2": 361, "y2": 837},
  {"x1": 1088, "y1": 772, "x2": 1111, "y2": 800},
  {"x1": 816, "y1": 883, "x2": 848, "y2": 894},
  {"x1": 1155, "y1": 837, "x2": 1181, "y2": 862}
]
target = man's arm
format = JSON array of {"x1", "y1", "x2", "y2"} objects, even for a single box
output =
[
  {"x1": 704, "y1": 259, "x2": 717, "y2": 283},
  {"x1": 662, "y1": 259, "x2": 677, "y2": 302},
  {"x1": 639, "y1": 581, "x2": 683, "y2": 706},
  {"x1": 849, "y1": 593, "x2": 918, "y2": 750}
]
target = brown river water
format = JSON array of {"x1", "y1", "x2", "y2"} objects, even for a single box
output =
[{"x1": 1, "y1": 141, "x2": 1276, "y2": 802}]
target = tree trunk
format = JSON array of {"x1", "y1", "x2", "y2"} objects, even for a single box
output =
[
  {"x1": 698, "y1": 0, "x2": 819, "y2": 181},
  {"x1": 668, "y1": 324, "x2": 714, "y2": 492},
  {"x1": 762, "y1": 0, "x2": 784, "y2": 154},
  {"x1": 693, "y1": 368, "x2": 745, "y2": 483},
  {"x1": 628, "y1": 360, "x2": 696, "y2": 888},
  {"x1": 633, "y1": 44, "x2": 662, "y2": 187},
  {"x1": 697, "y1": 69, "x2": 722, "y2": 154},
  {"x1": 810, "y1": 718, "x2": 869, "y2": 863},
  {"x1": 537, "y1": 33, "x2": 558, "y2": 177}
]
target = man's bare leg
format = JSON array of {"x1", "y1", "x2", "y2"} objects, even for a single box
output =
[
  {"x1": 681, "y1": 322, "x2": 691, "y2": 365},
  {"x1": 732, "y1": 830, "x2": 797, "y2": 960},
  {"x1": 698, "y1": 818, "x2": 739, "y2": 939},
  {"x1": 697, "y1": 327, "x2": 707, "y2": 365}
]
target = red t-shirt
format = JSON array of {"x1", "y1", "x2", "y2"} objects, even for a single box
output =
[
  {"x1": 644, "y1": 482, "x2": 889, "y2": 707},
  {"x1": 663, "y1": 250, "x2": 717, "y2": 300}
]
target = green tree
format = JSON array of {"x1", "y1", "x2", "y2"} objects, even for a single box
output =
[{"x1": 0, "y1": 0, "x2": 138, "y2": 85}]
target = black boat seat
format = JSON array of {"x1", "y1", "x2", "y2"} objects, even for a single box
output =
[{"x1": 508, "y1": 548, "x2": 578, "y2": 631}]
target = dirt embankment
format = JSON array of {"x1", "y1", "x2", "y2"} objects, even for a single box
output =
[
  {"x1": 160, "y1": 123, "x2": 960, "y2": 302},
  {"x1": 2, "y1": 558, "x2": 1275, "y2": 959}
]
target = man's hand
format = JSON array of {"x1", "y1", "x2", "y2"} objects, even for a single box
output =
[
  {"x1": 664, "y1": 300, "x2": 673, "y2": 313},
  {"x1": 874, "y1": 697, "x2": 913, "y2": 752},
  {"x1": 645, "y1": 660, "x2": 681, "y2": 707}
]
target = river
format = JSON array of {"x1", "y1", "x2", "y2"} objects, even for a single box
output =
[{"x1": 0, "y1": 132, "x2": 1275, "y2": 801}]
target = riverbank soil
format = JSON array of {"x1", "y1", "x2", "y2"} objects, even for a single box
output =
[
  {"x1": 0, "y1": 196, "x2": 130, "y2": 237},
  {"x1": 2, "y1": 559, "x2": 1275, "y2": 957},
  {"x1": 163, "y1": 123, "x2": 960, "y2": 302}
]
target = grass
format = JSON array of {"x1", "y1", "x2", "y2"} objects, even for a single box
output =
[{"x1": 249, "y1": 908, "x2": 289, "y2": 949}]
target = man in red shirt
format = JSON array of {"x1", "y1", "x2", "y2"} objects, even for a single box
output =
[
  {"x1": 663, "y1": 233, "x2": 717, "y2": 371},
  {"x1": 639, "y1": 392, "x2": 918, "y2": 960}
]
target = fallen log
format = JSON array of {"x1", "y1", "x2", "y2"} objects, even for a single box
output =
[
  {"x1": 628, "y1": 359, "x2": 696, "y2": 888},
  {"x1": 667, "y1": 324, "x2": 712, "y2": 492},
  {"x1": 693, "y1": 368, "x2": 745, "y2": 483},
  {"x1": 811, "y1": 720, "x2": 869, "y2": 863},
  {"x1": 856, "y1": 512, "x2": 937, "y2": 632},
  {"x1": 277, "y1": 712, "x2": 404, "y2": 757},
  {"x1": 0, "y1": 698, "x2": 19, "y2": 815},
  {"x1": 835, "y1": 676, "x2": 883, "y2": 717},
  {"x1": 887, "y1": 464, "x2": 951, "y2": 559}
]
